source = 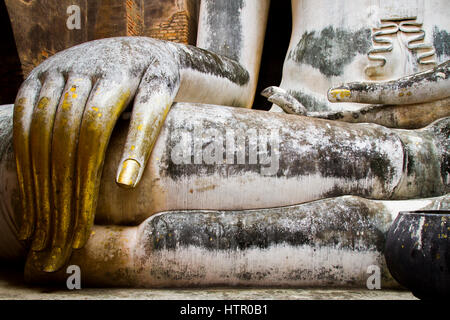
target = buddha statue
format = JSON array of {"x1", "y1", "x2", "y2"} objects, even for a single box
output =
[{"x1": 0, "y1": 0, "x2": 448, "y2": 287}]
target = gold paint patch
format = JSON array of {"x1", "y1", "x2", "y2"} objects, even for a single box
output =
[{"x1": 330, "y1": 89, "x2": 351, "y2": 100}]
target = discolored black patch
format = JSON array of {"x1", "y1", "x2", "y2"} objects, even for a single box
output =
[
  {"x1": 287, "y1": 89, "x2": 330, "y2": 112},
  {"x1": 201, "y1": 0, "x2": 244, "y2": 62},
  {"x1": 140, "y1": 196, "x2": 386, "y2": 255},
  {"x1": 161, "y1": 118, "x2": 257, "y2": 179},
  {"x1": 0, "y1": 106, "x2": 13, "y2": 162},
  {"x1": 433, "y1": 26, "x2": 450, "y2": 60},
  {"x1": 425, "y1": 117, "x2": 449, "y2": 190},
  {"x1": 288, "y1": 26, "x2": 372, "y2": 77},
  {"x1": 178, "y1": 45, "x2": 249, "y2": 86},
  {"x1": 159, "y1": 106, "x2": 403, "y2": 199},
  {"x1": 342, "y1": 59, "x2": 450, "y2": 97},
  {"x1": 396, "y1": 118, "x2": 449, "y2": 198}
]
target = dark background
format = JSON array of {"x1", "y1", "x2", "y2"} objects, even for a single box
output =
[
  {"x1": 253, "y1": 0, "x2": 292, "y2": 110},
  {"x1": 0, "y1": 0, "x2": 23, "y2": 105}
]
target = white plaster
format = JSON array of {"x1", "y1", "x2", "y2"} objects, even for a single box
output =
[
  {"x1": 134, "y1": 243, "x2": 392, "y2": 287},
  {"x1": 176, "y1": 68, "x2": 250, "y2": 107}
]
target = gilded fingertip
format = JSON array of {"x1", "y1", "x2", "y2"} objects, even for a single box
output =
[{"x1": 116, "y1": 159, "x2": 141, "y2": 188}]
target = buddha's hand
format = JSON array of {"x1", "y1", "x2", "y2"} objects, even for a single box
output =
[
  {"x1": 14, "y1": 37, "x2": 250, "y2": 272},
  {"x1": 327, "y1": 60, "x2": 450, "y2": 105},
  {"x1": 264, "y1": 60, "x2": 449, "y2": 128}
]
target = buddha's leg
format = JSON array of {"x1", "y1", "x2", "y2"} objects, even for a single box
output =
[
  {"x1": 24, "y1": 194, "x2": 449, "y2": 288},
  {"x1": 93, "y1": 103, "x2": 448, "y2": 226},
  {"x1": 1, "y1": 102, "x2": 448, "y2": 227}
]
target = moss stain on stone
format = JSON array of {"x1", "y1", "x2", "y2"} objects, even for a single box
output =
[
  {"x1": 288, "y1": 26, "x2": 372, "y2": 77},
  {"x1": 433, "y1": 26, "x2": 450, "y2": 59}
]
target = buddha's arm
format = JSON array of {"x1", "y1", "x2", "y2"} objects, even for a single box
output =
[{"x1": 265, "y1": 60, "x2": 450, "y2": 129}]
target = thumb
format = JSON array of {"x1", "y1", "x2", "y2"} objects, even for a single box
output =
[{"x1": 116, "y1": 64, "x2": 180, "y2": 188}]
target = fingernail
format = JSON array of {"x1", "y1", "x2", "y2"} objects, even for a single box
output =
[
  {"x1": 328, "y1": 88, "x2": 351, "y2": 101},
  {"x1": 116, "y1": 159, "x2": 141, "y2": 188}
]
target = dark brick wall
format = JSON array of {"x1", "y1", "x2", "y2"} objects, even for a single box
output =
[{"x1": 0, "y1": 1, "x2": 23, "y2": 105}]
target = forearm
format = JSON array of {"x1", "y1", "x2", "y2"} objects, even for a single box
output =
[
  {"x1": 173, "y1": 44, "x2": 252, "y2": 107},
  {"x1": 197, "y1": 0, "x2": 270, "y2": 106}
]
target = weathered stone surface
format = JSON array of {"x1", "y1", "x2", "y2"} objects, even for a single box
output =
[
  {"x1": 2, "y1": 0, "x2": 449, "y2": 289},
  {"x1": 22, "y1": 194, "x2": 449, "y2": 288},
  {"x1": 0, "y1": 102, "x2": 448, "y2": 288},
  {"x1": 278, "y1": 0, "x2": 450, "y2": 113}
]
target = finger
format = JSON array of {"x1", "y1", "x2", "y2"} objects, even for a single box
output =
[
  {"x1": 328, "y1": 60, "x2": 450, "y2": 104},
  {"x1": 115, "y1": 88, "x2": 173, "y2": 188},
  {"x1": 24, "y1": 248, "x2": 51, "y2": 280},
  {"x1": 116, "y1": 65, "x2": 180, "y2": 189},
  {"x1": 13, "y1": 77, "x2": 42, "y2": 241},
  {"x1": 29, "y1": 73, "x2": 65, "y2": 251},
  {"x1": 44, "y1": 76, "x2": 92, "y2": 272},
  {"x1": 309, "y1": 96, "x2": 450, "y2": 129},
  {"x1": 267, "y1": 93, "x2": 308, "y2": 116},
  {"x1": 260, "y1": 86, "x2": 286, "y2": 98},
  {"x1": 72, "y1": 78, "x2": 137, "y2": 250}
]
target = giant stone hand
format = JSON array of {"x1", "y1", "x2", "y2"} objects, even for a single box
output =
[{"x1": 13, "y1": 36, "x2": 249, "y2": 272}]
